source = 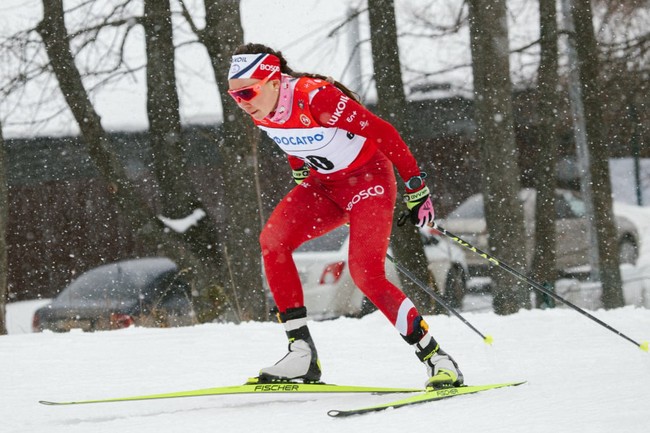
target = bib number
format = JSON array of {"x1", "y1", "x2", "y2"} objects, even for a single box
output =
[{"x1": 305, "y1": 155, "x2": 335, "y2": 171}]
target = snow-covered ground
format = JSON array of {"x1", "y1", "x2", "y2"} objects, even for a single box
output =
[{"x1": 1, "y1": 304, "x2": 649, "y2": 433}]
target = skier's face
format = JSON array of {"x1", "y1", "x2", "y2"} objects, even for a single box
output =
[{"x1": 228, "y1": 74, "x2": 280, "y2": 120}]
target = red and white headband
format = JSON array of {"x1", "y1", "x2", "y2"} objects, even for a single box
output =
[{"x1": 228, "y1": 53, "x2": 281, "y2": 80}]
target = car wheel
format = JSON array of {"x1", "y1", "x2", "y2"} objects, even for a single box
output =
[
  {"x1": 444, "y1": 265, "x2": 467, "y2": 309},
  {"x1": 619, "y1": 237, "x2": 638, "y2": 265},
  {"x1": 358, "y1": 296, "x2": 378, "y2": 317}
]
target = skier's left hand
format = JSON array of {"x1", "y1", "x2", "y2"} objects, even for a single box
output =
[
  {"x1": 404, "y1": 183, "x2": 434, "y2": 227},
  {"x1": 292, "y1": 165, "x2": 310, "y2": 185}
]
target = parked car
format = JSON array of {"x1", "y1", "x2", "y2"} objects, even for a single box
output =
[
  {"x1": 264, "y1": 225, "x2": 469, "y2": 320},
  {"x1": 33, "y1": 257, "x2": 195, "y2": 332},
  {"x1": 437, "y1": 188, "x2": 640, "y2": 280}
]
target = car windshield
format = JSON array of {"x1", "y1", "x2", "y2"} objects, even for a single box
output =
[
  {"x1": 295, "y1": 226, "x2": 349, "y2": 252},
  {"x1": 56, "y1": 263, "x2": 168, "y2": 303}
]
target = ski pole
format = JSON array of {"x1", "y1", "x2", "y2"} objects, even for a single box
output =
[
  {"x1": 386, "y1": 253, "x2": 493, "y2": 345},
  {"x1": 432, "y1": 222, "x2": 649, "y2": 352}
]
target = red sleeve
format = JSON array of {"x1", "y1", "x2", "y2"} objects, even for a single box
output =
[
  {"x1": 309, "y1": 85, "x2": 421, "y2": 182},
  {"x1": 287, "y1": 155, "x2": 306, "y2": 170}
]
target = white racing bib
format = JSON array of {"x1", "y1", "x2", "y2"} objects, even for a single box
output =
[{"x1": 258, "y1": 124, "x2": 366, "y2": 173}]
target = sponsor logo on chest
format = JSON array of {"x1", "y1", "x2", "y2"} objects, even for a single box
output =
[{"x1": 263, "y1": 126, "x2": 335, "y2": 149}]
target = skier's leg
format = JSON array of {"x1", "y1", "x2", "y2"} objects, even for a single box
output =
[
  {"x1": 345, "y1": 159, "x2": 463, "y2": 387},
  {"x1": 258, "y1": 180, "x2": 345, "y2": 382},
  {"x1": 260, "y1": 180, "x2": 346, "y2": 311}
]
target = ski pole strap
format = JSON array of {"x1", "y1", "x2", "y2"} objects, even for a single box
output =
[
  {"x1": 292, "y1": 166, "x2": 310, "y2": 185},
  {"x1": 403, "y1": 186, "x2": 431, "y2": 208}
]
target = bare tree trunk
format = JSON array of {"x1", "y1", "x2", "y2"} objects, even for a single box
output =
[
  {"x1": 37, "y1": 0, "x2": 157, "y2": 240},
  {"x1": 367, "y1": 0, "x2": 437, "y2": 314},
  {"x1": 198, "y1": 0, "x2": 266, "y2": 321},
  {"x1": 37, "y1": 0, "x2": 229, "y2": 320},
  {"x1": 144, "y1": 0, "x2": 195, "y2": 217},
  {"x1": 571, "y1": 0, "x2": 624, "y2": 308},
  {"x1": 531, "y1": 0, "x2": 560, "y2": 307},
  {"x1": 468, "y1": 0, "x2": 529, "y2": 314},
  {"x1": 0, "y1": 124, "x2": 7, "y2": 335},
  {"x1": 142, "y1": 0, "x2": 231, "y2": 314}
]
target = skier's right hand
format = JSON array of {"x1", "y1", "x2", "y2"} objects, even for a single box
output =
[
  {"x1": 403, "y1": 173, "x2": 434, "y2": 227},
  {"x1": 404, "y1": 187, "x2": 435, "y2": 227}
]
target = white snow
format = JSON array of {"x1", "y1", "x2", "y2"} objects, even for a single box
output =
[
  {"x1": 158, "y1": 209, "x2": 207, "y2": 234},
  {"x1": 1, "y1": 304, "x2": 649, "y2": 433}
]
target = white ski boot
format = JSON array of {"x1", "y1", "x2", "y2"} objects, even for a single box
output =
[
  {"x1": 406, "y1": 317, "x2": 463, "y2": 389},
  {"x1": 257, "y1": 307, "x2": 322, "y2": 383}
]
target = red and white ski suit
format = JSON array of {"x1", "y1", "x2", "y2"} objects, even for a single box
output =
[{"x1": 255, "y1": 75, "x2": 424, "y2": 337}]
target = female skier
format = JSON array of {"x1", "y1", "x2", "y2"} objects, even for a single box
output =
[{"x1": 227, "y1": 43, "x2": 462, "y2": 388}]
